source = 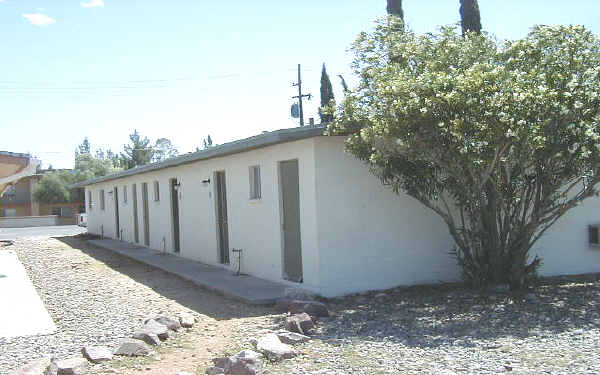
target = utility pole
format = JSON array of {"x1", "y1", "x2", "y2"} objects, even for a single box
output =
[{"x1": 292, "y1": 64, "x2": 311, "y2": 127}]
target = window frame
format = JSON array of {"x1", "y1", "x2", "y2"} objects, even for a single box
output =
[
  {"x1": 123, "y1": 185, "x2": 128, "y2": 204},
  {"x1": 87, "y1": 190, "x2": 92, "y2": 210}
]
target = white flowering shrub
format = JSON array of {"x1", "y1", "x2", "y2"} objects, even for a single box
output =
[{"x1": 329, "y1": 19, "x2": 600, "y2": 290}]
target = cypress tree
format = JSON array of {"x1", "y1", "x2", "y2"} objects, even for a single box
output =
[
  {"x1": 386, "y1": 0, "x2": 403, "y2": 20},
  {"x1": 459, "y1": 0, "x2": 482, "y2": 35},
  {"x1": 319, "y1": 63, "x2": 335, "y2": 124}
]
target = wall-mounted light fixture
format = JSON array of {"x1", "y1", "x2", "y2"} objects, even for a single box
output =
[{"x1": 202, "y1": 178, "x2": 211, "y2": 184}]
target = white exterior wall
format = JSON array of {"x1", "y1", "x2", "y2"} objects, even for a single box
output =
[
  {"x1": 85, "y1": 139, "x2": 321, "y2": 291},
  {"x1": 82, "y1": 134, "x2": 600, "y2": 298},
  {"x1": 313, "y1": 136, "x2": 459, "y2": 297}
]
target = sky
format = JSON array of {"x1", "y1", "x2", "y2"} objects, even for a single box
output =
[{"x1": 1, "y1": 0, "x2": 600, "y2": 168}]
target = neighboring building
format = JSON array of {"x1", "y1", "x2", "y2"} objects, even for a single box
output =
[
  {"x1": 0, "y1": 167, "x2": 84, "y2": 223},
  {"x1": 0, "y1": 151, "x2": 40, "y2": 217},
  {"x1": 73, "y1": 126, "x2": 600, "y2": 297}
]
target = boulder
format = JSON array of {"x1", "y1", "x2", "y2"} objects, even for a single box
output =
[
  {"x1": 178, "y1": 312, "x2": 195, "y2": 328},
  {"x1": 212, "y1": 350, "x2": 262, "y2": 375},
  {"x1": 10, "y1": 357, "x2": 51, "y2": 375},
  {"x1": 143, "y1": 319, "x2": 170, "y2": 340},
  {"x1": 132, "y1": 329, "x2": 161, "y2": 346},
  {"x1": 81, "y1": 346, "x2": 113, "y2": 363},
  {"x1": 287, "y1": 300, "x2": 329, "y2": 317},
  {"x1": 48, "y1": 357, "x2": 88, "y2": 375},
  {"x1": 154, "y1": 316, "x2": 182, "y2": 332},
  {"x1": 285, "y1": 313, "x2": 315, "y2": 335},
  {"x1": 114, "y1": 339, "x2": 153, "y2": 357},
  {"x1": 276, "y1": 331, "x2": 310, "y2": 345},
  {"x1": 255, "y1": 333, "x2": 297, "y2": 361}
]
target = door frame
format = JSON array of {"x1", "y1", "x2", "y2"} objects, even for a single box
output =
[
  {"x1": 278, "y1": 159, "x2": 303, "y2": 282},
  {"x1": 213, "y1": 170, "x2": 229, "y2": 264}
]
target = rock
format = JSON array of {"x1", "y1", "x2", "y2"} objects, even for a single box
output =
[
  {"x1": 144, "y1": 319, "x2": 170, "y2": 340},
  {"x1": 114, "y1": 339, "x2": 153, "y2": 357},
  {"x1": 374, "y1": 292, "x2": 387, "y2": 301},
  {"x1": 285, "y1": 313, "x2": 315, "y2": 335},
  {"x1": 256, "y1": 333, "x2": 297, "y2": 361},
  {"x1": 276, "y1": 331, "x2": 310, "y2": 345},
  {"x1": 178, "y1": 312, "x2": 195, "y2": 328},
  {"x1": 287, "y1": 300, "x2": 330, "y2": 317},
  {"x1": 205, "y1": 367, "x2": 225, "y2": 375},
  {"x1": 525, "y1": 293, "x2": 541, "y2": 303},
  {"x1": 10, "y1": 357, "x2": 51, "y2": 375},
  {"x1": 154, "y1": 316, "x2": 182, "y2": 331},
  {"x1": 132, "y1": 329, "x2": 161, "y2": 346},
  {"x1": 178, "y1": 372, "x2": 193, "y2": 375},
  {"x1": 81, "y1": 346, "x2": 113, "y2": 363},
  {"x1": 213, "y1": 350, "x2": 262, "y2": 375},
  {"x1": 49, "y1": 357, "x2": 88, "y2": 375}
]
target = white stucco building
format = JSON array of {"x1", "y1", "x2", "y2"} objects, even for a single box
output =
[{"x1": 74, "y1": 126, "x2": 600, "y2": 297}]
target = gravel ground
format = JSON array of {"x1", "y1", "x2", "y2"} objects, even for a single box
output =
[
  {"x1": 3, "y1": 236, "x2": 600, "y2": 374},
  {"x1": 0, "y1": 236, "x2": 278, "y2": 374},
  {"x1": 266, "y1": 276, "x2": 600, "y2": 375}
]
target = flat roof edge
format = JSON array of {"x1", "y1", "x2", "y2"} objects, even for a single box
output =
[{"x1": 71, "y1": 125, "x2": 325, "y2": 188}]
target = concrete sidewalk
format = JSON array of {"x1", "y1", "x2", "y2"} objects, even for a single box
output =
[
  {"x1": 89, "y1": 239, "x2": 287, "y2": 305},
  {"x1": 0, "y1": 250, "x2": 56, "y2": 338}
]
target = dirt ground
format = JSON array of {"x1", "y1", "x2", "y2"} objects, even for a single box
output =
[{"x1": 4, "y1": 236, "x2": 282, "y2": 375}]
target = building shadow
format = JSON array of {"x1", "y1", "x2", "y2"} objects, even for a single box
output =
[
  {"x1": 317, "y1": 275, "x2": 600, "y2": 349},
  {"x1": 55, "y1": 235, "x2": 279, "y2": 321}
]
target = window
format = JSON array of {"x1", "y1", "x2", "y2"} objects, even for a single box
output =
[
  {"x1": 249, "y1": 165, "x2": 261, "y2": 200},
  {"x1": 87, "y1": 190, "x2": 92, "y2": 210},
  {"x1": 123, "y1": 185, "x2": 128, "y2": 204},
  {"x1": 590, "y1": 225, "x2": 600, "y2": 246},
  {"x1": 100, "y1": 189, "x2": 105, "y2": 210},
  {"x1": 51, "y1": 207, "x2": 61, "y2": 216},
  {"x1": 153, "y1": 181, "x2": 160, "y2": 201}
]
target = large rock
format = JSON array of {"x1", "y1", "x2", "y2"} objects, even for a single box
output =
[
  {"x1": 143, "y1": 319, "x2": 170, "y2": 340},
  {"x1": 81, "y1": 346, "x2": 113, "y2": 363},
  {"x1": 132, "y1": 328, "x2": 161, "y2": 346},
  {"x1": 153, "y1": 316, "x2": 182, "y2": 332},
  {"x1": 276, "y1": 331, "x2": 310, "y2": 345},
  {"x1": 10, "y1": 357, "x2": 51, "y2": 375},
  {"x1": 178, "y1": 312, "x2": 195, "y2": 328},
  {"x1": 255, "y1": 333, "x2": 297, "y2": 361},
  {"x1": 285, "y1": 313, "x2": 315, "y2": 335},
  {"x1": 47, "y1": 357, "x2": 88, "y2": 375},
  {"x1": 213, "y1": 350, "x2": 262, "y2": 375},
  {"x1": 114, "y1": 339, "x2": 153, "y2": 357},
  {"x1": 287, "y1": 300, "x2": 329, "y2": 317}
]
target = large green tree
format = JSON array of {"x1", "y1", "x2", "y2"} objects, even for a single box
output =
[
  {"x1": 330, "y1": 20, "x2": 600, "y2": 290},
  {"x1": 460, "y1": 0, "x2": 482, "y2": 35},
  {"x1": 33, "y1": 171, "x2": 75, "y2": 204},
  {"x1": 319, "y1": 63, "x2": 335, "y2": 124},
  {"x1": 120, "y1": 130, "x2": 154, "y2": 169}
]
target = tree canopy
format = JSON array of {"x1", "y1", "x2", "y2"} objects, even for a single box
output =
[
  {"x1": 120, "y1": 130, "x2": 154, "y2": 169},
  {"x1": 319, "y1": 63, "x2": 335, "y2": 124},
  {"x1": 330, "y1": 20, "x2": 600, "y2": 289}
]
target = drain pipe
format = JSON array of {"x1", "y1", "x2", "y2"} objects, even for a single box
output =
[
  {"x1": 100, "y1": 225, "x2": 104, "y2": 239},
  {"x1": 120, "y1": 228, "x2": 123, "y2": 241},
  {"x1": 162, "y1": 236, "x2": 166, "y2": 255},
  {"x1": 232, "y1": 248, "x2": 243, "y2": 276}
]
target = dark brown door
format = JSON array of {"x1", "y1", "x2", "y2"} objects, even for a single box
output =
[
  {"x1": 170, "y1": 178, "x2": 180, "y2": 253},
  {"x1": 114, "y1": 187, "x2": 120, "y2": 239},
  {"x1": 215, "y1": 171, "x2": 229, "y2": 264},
  {"x1": 280, "y1": 160, "x2": 303, "y2": 282},
  {"x1": 141, "y1": 182, "x2": 150, "y2": 246},
  {"x1": 132, "y1": 184, "x2": 139, "y2": 243}
]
